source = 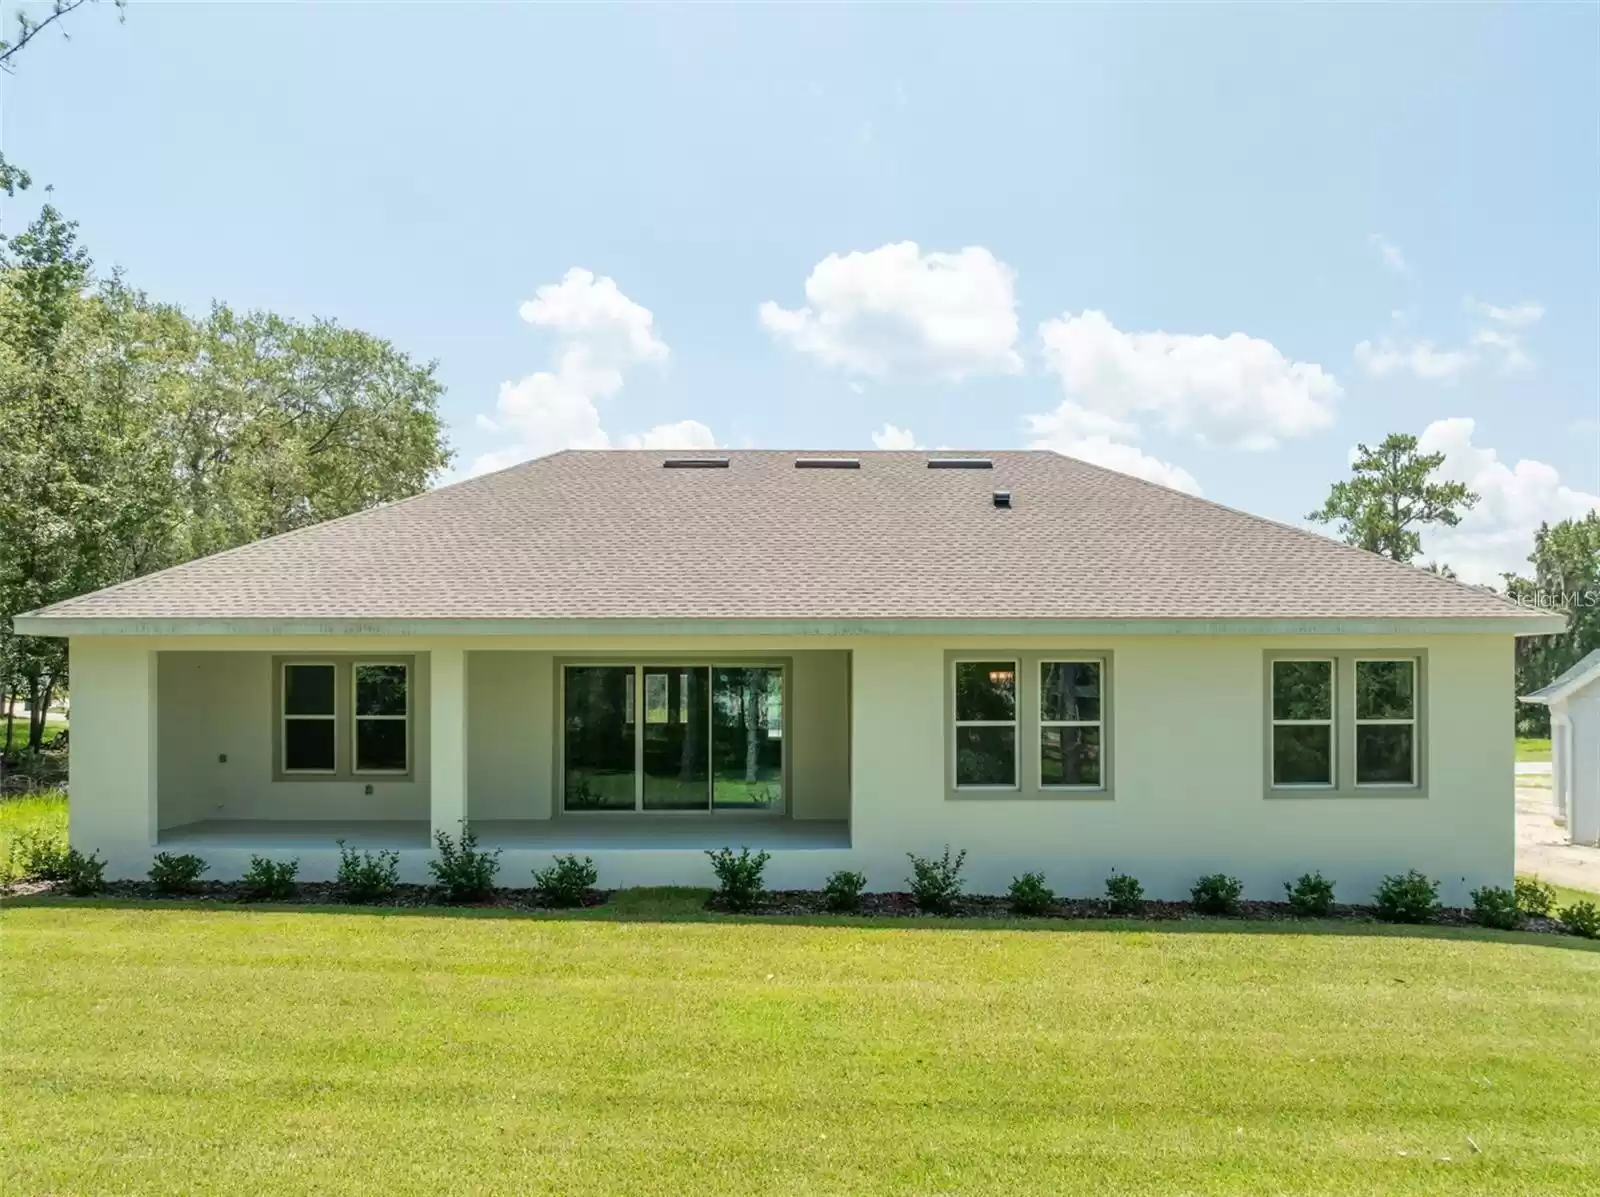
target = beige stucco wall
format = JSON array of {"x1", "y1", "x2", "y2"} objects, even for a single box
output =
[
  {"x1": 849, "y1": 634, "x2": 1512, "y2": 902},
  {"x1": 71, "y1": 632, "x2": 1514, "y2": 901},
  {"x1": 462, "y1": 649, "x2": 851, "y2": 821},
  {"x1": 466, "y1": 651, "x2": 553, "y2": 820},
  {"x1": 154, "y1": 651, "x2": 431, "y2": 826}
]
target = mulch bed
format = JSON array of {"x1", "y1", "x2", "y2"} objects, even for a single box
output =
[
  {"x1": 726, "y1": 891, "x2": 1578, "y2": 934},
  {"x1": 1, "y1": 880, "x2": 1582, "y2": 936},
  {"x1": 4, "y1": 879, "x2": 610, "y2": 911}
]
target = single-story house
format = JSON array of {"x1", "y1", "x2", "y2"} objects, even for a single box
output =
[
  {"x1": 1520, "y1": 649, "x2": 1600, "y2": 846},
  {"x1": 14, "y1": 450, "x2": 1564, "y2": 901}
]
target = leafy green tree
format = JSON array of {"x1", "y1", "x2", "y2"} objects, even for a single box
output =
[
  {"x1": 0, "y1": 204, "x2": 452, "y2": 751},
  {"x1": 1505, "y1": 512, "x2": 1600, "y2": 735},
  {"x1": 0, "y1": 204, "x2": 94, "y2": 749},
  {"x1": 1308, "y1": 433, "x2": 1478, "y2": 564}
]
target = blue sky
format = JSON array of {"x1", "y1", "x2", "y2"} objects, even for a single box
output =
[{"x1": 5, "y1": 2, "x2": 1596, "y2": 582}]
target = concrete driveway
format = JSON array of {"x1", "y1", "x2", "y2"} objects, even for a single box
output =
[{"x1": 1517, "y1": 784, "x2": 1600, "y2": 894}]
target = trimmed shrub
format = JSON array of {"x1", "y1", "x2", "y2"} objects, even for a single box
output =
[
  {"x1": 1105, "y1": 872, "x2": 1144, "y2": 916},
  {"x1": 533, "y1": 854, "x2": 598, "y2": 907},
  {"x1": 241, "y1": 856, "x2": 299, "y2": 901},
  {"x1": 7, "y1": 828, "x2": 70, "y2": 881},
  {"x1": 906, "y1": 847, "x2": 966, "y2": 915},
  {"x1": 1373, "y1": 870, "x2": 1440, "y2": 924},
  {"x1": 706, "y1": 847, "x2": 770, "y2": 912},
  {"x1": 148, "y1": 852, "x2": 209, "y2": 895},
  {"x1": 1561, "y1": 900, "x2": 1600, "y2": 940},
  {"x1": 1191, "y1": 874, "x2": 1244, "y2": 916},
  {"x1": 1007, "y1": 871, "x2": 1055, "y2": 916},
  {"x1": 61, "y1": 849, "x2": 106, "y2": 896},
  {"x1": 1470, "y1": 885, "x2": 1521, "y2": 930},
  {"x1": 1515, "y1": 877, "x2": 1557, "y2": 918},
  {"x1": 821, "y1": 869, "x2": 867, "y2": 914},
  {"x1": 1284, "y1": 871, "x2": 1336, "y2": 918},
  {"x1": 336, "y1": 841, "x2": 401, "y2": 904},
  {"x1": 428, "y1": 824, "x2": 501, "y2": 903}
]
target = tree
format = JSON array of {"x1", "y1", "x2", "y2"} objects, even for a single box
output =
[
  {"x1": 0, "y1": 1, "x2": 125, "y2": 201},
  {"x1": 1505, "y1": 511, "x2": 1600, "y2": 736},
  {"x1": 0, "y1": 203, "x2": 452, "y2": 753},
  {"x1": 0, "y1": 204, "x2": 94, "y2": 751},
  {"x1": 1308, "y1": 433, "x2": 1478, "y2": 563}
]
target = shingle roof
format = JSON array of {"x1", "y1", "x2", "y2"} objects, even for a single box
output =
[{"x1": 19, "y1": 450, "x2": 1551, "y2": 628}]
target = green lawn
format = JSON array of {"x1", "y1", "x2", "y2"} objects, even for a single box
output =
[
  {"x1": 1520, "y1": 876, "x2": 1600, "y2": 911},
  {"x1": 1, "y1": 713, "x2": 67, "y2": 755},
  {"x1": 2, "y1": 901, "x2": 1596, "y2": 1196},
  {"x1": 1515, "y1": 737, "x2": 1552, "y2": 763},
  {"x1": 0, "y1": 790, "x2": 68, "y2": 882}
]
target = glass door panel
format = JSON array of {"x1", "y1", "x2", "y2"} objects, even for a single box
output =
[
  {"x1": 712, "y1": 667, "x2": 783, "y2": 810},
  {"x1": 563, "y1": 666, "x2": 636, "y2": 810},
  {"x1": 643, "y1": 667, "x2": 710, "y2": 810}
]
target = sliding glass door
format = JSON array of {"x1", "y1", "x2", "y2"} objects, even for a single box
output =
[
  {"x1": 562, "y1": 666, "x2": 636, "y2": 810},
  {"x1": 712, "y1": 667, "x2": 783, "y2": 810},
  {"x1": 642, "y1": 667, "x2": 710, "y2": 810},
  {"x1": 563, "y1": 663, "x2": 784, "y2": 813}
]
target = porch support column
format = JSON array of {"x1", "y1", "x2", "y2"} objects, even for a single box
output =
[
  {"x1": 429, "y1": 647, "x2": 468, "y2": 842},
  {"x1": 67, "y1": 638, "x2": 158, "y2": 859}
]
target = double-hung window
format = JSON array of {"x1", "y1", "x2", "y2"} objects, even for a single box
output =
[
  {"x1": 1040, "y1": 661, "x2": 1103, "y2": 788},
  {"x1": 1270, "y1": 659, "x2": 1335, "y2": 787},
  {"x1": 1354, "y1": 659, "x2": 1416, "y2": 786},
  {"x1": 1267, "y1": 652, "x2": 1423, "y2": 794},
  {"x1": 952, "y1": 660, "x2": 1018, "y2": 788},
  {"x1": 354, "y1": 663, "x2": 409, "y2": 774},
  {"x1": 283, "y1": 663, "x2": 337, "y2": 773}
]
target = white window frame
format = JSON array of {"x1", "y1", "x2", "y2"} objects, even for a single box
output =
[
  {"x1": 282, "y1": 661, "x2": 338, "y2": 775},
  {"x1": 950, "y1": 657, "x2": 1020, "y2": 792},
  {"x1": 1039, "y1": 658, "x2": 1105, "y2": 791},
  {"x1": 1270, "y1": 657, "x2": 1336, "y2": 789},
  {"x1": 351, "y1": 661, "x2": 410, "y2": 776},
  {"x1": 1353, "y1": 657, "x2": 1418, "y2": 789}
]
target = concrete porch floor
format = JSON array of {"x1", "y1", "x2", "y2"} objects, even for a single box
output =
[{"x1": 157, "y1": 816, "x2": 851, "y2": 852}]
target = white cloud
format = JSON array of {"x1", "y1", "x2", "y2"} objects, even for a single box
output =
[
  {"x1": 620, "y1": 420, "x2": 717, "y2": 451},
  {"x1": 1369, "y1": 233, "x2": 1409, "y2": 275},
  {"x1": 871, "y1": 423, "x2": 919, "y2": 450},
  {"x1": 1416, "y1": 417, "x2": 1600, "y2": 584},
  {"x1": 760, "y1": 242, "x2": 1022, "y2": 380},
  {"x1": 1354, "y1": 297, "x2": 1545, "y2": 382},
  {"x1": 1464, "y1": 297, "x2": 1544, "y2": 328},
  {"x1": 467, "y1": 269, "x2": 712, "y2": 475},
  {"x1": 1026, "y1": 401, "x2": 1201, "y2": 495},
  {"x1": 1465, "y1": 296, "x2": 1543, "y2": 372},
  {"x1": 1037, "y1": 310, "x2": 1340, "y2": 450},
  {"x1": 1354, "y1": 338, "x2": 1474, "y2": 381}
]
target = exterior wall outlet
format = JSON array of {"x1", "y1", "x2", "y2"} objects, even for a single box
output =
[
  {"x1": 217, "y1": 753, "x2": 227, "y2": 763},
  {"x1": 364, "y1": 783, "x2": 374, "y2": 796}
]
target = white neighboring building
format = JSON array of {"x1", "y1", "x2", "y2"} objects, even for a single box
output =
[{"x1": 1522, "y1": 649, "x2": 1600, "y2": 847}]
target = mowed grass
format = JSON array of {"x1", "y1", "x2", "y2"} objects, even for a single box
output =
[
  {"x1": 1516, "y1": 737, "x2": 1552, "y2": 763},
  {"x1": 3, "y1": 903, "x2": 1597, "y2": 1196},
  {"x1": 1, "y1": 713, "x2": 67, "y2": 755}
]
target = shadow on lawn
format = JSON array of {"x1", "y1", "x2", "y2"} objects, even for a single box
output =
[{"x1": 8, "y1": 888, "x2": 1599, "y2": 953}]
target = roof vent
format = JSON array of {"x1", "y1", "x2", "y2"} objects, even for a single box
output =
[
  {"x1": 993, "y1": 490, "x2": 1012, "y2": 509},
  {"x1": 662, "y1": 457, "x2": 729, "y2": 469},
  {"x1": 795, "y1": 457, "x2": 860, "y2": 470},
  {"x1": 927, "y1": 457, "x2": 993, "y2": 469}
]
